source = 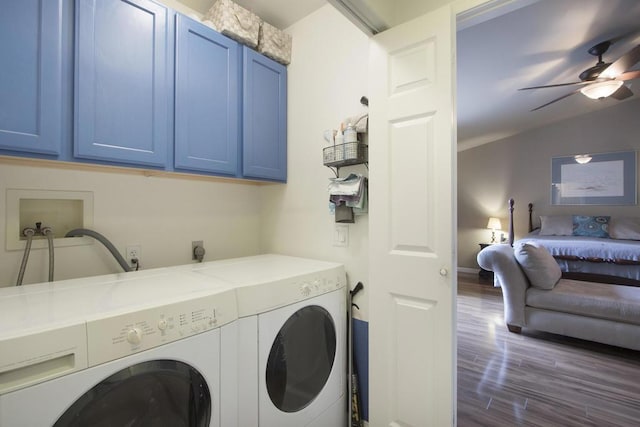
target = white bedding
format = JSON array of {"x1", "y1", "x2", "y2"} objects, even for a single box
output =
[
  {"x1": 519, "y1": 231, "x2": 640, "y2": 262},
  {"x1": 517, "y1": 231, "x2": 640, "y2": 281}
]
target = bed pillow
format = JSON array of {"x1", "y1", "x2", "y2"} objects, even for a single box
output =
[
  {"x1": 514, "y1": 242, "x2": 561, "y2": 290},
  {"x1": 572, "y1": 215, "x2": 610, "y2": 238},
  {"x1": 609, "y1": 217, "x2": 640, "y2": 240},
  {"x1": 539, "y1": 215, "x2": 572, "y2": 236}
]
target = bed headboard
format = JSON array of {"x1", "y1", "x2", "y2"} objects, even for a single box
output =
[
  {"x1": 508, "y1": 198, "x2": 514, "y2": 246},
  {"x1": 507, "y1": 199, "x2": 536, "y2": 246}
]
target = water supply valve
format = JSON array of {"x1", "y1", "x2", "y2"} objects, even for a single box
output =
[{"x1": 192, "y1": 241, "x2": 206, "y2": 263}]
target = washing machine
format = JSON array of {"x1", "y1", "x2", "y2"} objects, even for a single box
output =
[
  {"x1": 0, "y1": 268, "x2": 238, "y2": 427},
  {"x1": 187, "y1": 254, "x2": 348, "y2": 427}
]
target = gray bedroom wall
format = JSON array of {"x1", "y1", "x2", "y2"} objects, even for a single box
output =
[{"x1": 457, "y1": 98, "x2": 640, "y2": 271}]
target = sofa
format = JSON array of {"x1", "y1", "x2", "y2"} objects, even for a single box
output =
[{"x1": 477, "y1": 242, "x2": 640, "y2": 351}]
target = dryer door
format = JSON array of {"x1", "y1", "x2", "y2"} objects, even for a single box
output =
[
  {"x1": 54, "y1": 359, "x2": 211, "y2": 427},
  {"x1": 259, "y1": 289, "x2": 346, "y2": 427},
  {"x1": 265, "y1": 305, "x2": 336, "y2": 412}
]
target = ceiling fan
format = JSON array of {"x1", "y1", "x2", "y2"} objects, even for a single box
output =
[{"x1": 519, "y1": 40, "x2": 640, "y2": 111}]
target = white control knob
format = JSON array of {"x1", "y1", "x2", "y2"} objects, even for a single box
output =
[
  {"x1": 126, "y1": 328, "x2": 142, "y2": 345},
  {"x1": 158, "y1": 319, "x2": 168, "y2": 331},
  {"x1": 301, "y1": 283, "x2": 311, "y2": 296}
]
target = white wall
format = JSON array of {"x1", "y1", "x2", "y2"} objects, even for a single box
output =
[
  {"x1": 0, "y1": 161, "x2": 263, "y2": 286},
  {"x1": 259, "y1": 4, "x2": 371, "y2": 318},
  {"x1": 0, "y1": 3, "x2": 372, "y2": 317},
  {"x1": 457, "y1": 98, "x2": 640, "y2": 269}
]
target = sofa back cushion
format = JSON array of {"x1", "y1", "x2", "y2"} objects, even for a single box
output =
[{"x1": 514, "y1": 242, "x2": 561, "y2": 290}]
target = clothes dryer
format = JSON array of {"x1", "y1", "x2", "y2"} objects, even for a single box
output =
[
  {"x1": 0, "y1": 269, "x2": 238, "y2": 427},
  {"x1": 188, "y1": 254, "x2": 348, "y2": 427}
]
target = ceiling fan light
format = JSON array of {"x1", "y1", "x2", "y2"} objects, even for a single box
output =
[
  {"x1": 580, "y1": 80, "x2": 624, "y2": 99},
  {"x1": 574, "y1": 154, "x2": 592, "y2": 164}
]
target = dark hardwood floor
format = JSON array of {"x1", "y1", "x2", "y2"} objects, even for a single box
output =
[{"x1": 457, "y1": 272, "x2": 640, "y2": 427}]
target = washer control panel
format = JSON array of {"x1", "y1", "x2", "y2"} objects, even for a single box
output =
[{"x1": 86, "y1": 289, "x2": 237, "y2": 367}]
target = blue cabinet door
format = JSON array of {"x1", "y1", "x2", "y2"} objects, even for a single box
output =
[
  {"x1": 242, "y1": 47, "x2": 287, "y2": 182},
  {"x1": 75, "y1": 0, "x2": 169, "y2": 167},
  {"x1": 0, "y1": 0, "x2": 63, "y2": 155},
  {"x1": 174, "y1": 16, "x2": 240, "y2": 175}
]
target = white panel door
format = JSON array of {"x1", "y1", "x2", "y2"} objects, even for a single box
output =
[{"x1": 368, "y1": 4, "x2": 456, "y2": 426}]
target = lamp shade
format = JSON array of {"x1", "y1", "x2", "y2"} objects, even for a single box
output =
[
  {"x1": 580, "y1": 80, "x2": 623, "y2": 100},
  {"x1": 487, "y1": 217, "x2": 502, "y2": 230}
]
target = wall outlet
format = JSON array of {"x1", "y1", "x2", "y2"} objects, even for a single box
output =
[{"x1": 126, "y1": 245, "x2": 141, "y2": 268}]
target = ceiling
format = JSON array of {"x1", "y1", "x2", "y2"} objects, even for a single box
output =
[
  {"x1": 457, "y1": 0, "x2": 640, "y2": 150},
  {"x1": 177, "y1": 0, "x2": 640, "y2": 150}
]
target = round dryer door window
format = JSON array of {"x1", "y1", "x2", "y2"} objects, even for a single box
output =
[
  {"x1": 266, "y1": 305, "x2": 337, "y2": 412},
  {"x1": 53, "y1": 360, "x2": 211, "y2": 427}
]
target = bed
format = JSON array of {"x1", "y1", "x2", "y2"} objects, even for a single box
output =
[{"x1": 507, "y1": 199, "x2": 640, "y2": 286}]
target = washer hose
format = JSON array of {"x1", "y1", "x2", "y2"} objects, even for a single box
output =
[
  {"x1": 16, "y1": 228, "x2": 35, "y2": 286},
  {"x1": 65, "y1": 228, "x2": 132, "y2": 272},
  {"x1": 43, "y1": 228, "x2": 55, "y2": 282}
]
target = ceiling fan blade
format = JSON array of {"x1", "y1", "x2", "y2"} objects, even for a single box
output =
[
  {"x1": 600, "y1": 44, "x2": 640, "y2": 78},
  {"x1": 610, "y1": 84, "x2": 633, "y2": 100},
  {"x1": 530, "y1": 90, "x2": 580, "y2": 112},
  {"x1": 521, "y1": 71, "x2": 639, "y2": 94},
  {"x1": 519, "y1": 81, "x2": 588, "y2": 91},
  {"x1": 617, "y1": 70, "x2": 640, "y2": 81}
]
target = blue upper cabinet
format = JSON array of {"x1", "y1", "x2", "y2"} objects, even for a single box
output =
[
  {"x1": 74, "y1": 0, "x2": 170, "y2": 167},
  {"x1": 174, "y1": 16, "x2": 240, "y2": 175},
  {"x1": 242, "y1": 47, "x2": 287, "y2": 182},
  {"x1": 0, "y1": 0, "x2": 63, "y2": 155}
]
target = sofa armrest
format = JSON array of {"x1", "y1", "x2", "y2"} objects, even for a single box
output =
[{"x1": 477, "y1": 244, "x2": 529, "y2": 329}]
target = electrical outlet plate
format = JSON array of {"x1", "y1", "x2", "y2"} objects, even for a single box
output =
[
  {"x1": 333, "y1": 225, "x2": 349, "y2": 247},
  {"x1": 126, "y1": 245, "x2": 141, "y2": 267}
]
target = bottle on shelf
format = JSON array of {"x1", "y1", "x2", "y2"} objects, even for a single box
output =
[
  {"x1": 344, "y1": 122, "x2": 357, "y2": 143},
  {"x1": 334, "y1": 123, "x2": 344, "y2": 161}
]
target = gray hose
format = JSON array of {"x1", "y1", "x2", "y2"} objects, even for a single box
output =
[
  {"x1": 65, "y1": 228, "x2": 132, "y2": 272},
  {"x1": 44, "y1": 229, "x2": 55, "y2": 282},
  {"x1": 16, "y1": 230, "x2": 35, "y2": 286}
]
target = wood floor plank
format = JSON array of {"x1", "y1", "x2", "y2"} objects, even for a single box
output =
[{"x1": 457, "y1": 272, "x2": 640, "y2": 427}]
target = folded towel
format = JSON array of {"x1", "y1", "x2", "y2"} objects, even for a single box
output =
[
  {"x1": 328, "y1": 173, "x2": 364, "y2": 196},
  {"x1": 330, "y1": 179, "x2": 366, "y2": 207},
  {"x1": 329, "y1": 174, "x2": 367, "y2": 218}
]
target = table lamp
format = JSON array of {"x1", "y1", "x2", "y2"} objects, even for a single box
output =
[{"x1": 487, "y1": 217, "x2": 502, "y2": 243}]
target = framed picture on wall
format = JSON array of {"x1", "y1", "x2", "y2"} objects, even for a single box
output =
[{"x1": 551, "y1": 151, "x2": 637, "y2": 205}]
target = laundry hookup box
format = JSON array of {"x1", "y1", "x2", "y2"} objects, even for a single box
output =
[{"x1": 206, "y1": 0, "x2": 261, "y2": 48}]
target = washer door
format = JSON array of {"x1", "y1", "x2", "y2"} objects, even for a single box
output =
[
  {"x1": 265, "y1": 305, "x2": 336, "y2": 412},
  {"x1": 54, "y1": 360, "x2": 211, "y2": 427}
]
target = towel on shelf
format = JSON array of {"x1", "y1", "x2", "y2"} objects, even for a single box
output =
[
  {"x1": 328, "y1": 173, "x2": 363, "y2": 196},
  {"x1": 328, "y1": 174, "x2": 368, "y2": 221}
]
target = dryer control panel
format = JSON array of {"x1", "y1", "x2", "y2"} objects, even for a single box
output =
[
  {"x1": 236, "y1": 266, "x2": 347, "y2": 317},
  {"x1": 86, "y1": 289, "x2": 237, "y2": 367}
]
